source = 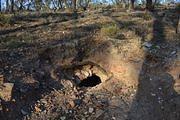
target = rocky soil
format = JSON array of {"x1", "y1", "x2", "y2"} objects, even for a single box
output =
[{"x1": 0, "y1": 8, "x2": 180, "y2": 120}]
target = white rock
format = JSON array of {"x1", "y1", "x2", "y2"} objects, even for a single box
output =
[
  {"x1": 60, "y1": 116, "x2": 66, "y2": 120},
  {"x1": 144, "y1": 42, "x2": 152, "y2": 48},
  {"x1": 151, "y1": 93, "x2": 156, "y2": 96},
  {"x1": 171, "y1": 51, "x2": 176, "y2": 55},
  {"x1": 112, "y1": 117, "x2": 116, "y2": 120},
  {"x1": 88, "y1": 107, "x2": 94, "y2": 113}
]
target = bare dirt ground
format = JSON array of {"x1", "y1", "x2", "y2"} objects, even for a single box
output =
[{"x1": 0, "y1": 8, "x2": 180, "y2": 120}]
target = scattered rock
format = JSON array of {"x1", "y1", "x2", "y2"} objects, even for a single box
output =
[
  {"x1": 151, "y1": 93, "x2": 156, "y2": 96},
  {"x1": 60, "y1": 116, "x2": 66, "y2": 120},
  {"x1": 143, "y1": 42, "x2": 152, "y2": 48},
  {"x1": 35, "y1": 106, "x2": 41, "y2": 113},
  {"x1": 112, "y1": 116, "x2": 116, "y2": 120},
  {"x1": 69, "y1": 100, "x2": 75, "y2": 108},
  {"x1": 170, "y1": 51, "x2": 176, "y2": 56},
  {"x1": 0, "y1": 83, "x2": 14, "y2": 101}
]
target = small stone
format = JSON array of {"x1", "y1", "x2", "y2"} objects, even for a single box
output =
[
  {"x1": 81, "y1": 118, "x2": 86, "y2": 120},
  {"x1": 171, "y1": 51, "x2": 176, "y2": 55},
  {"x1": 151, "y1": 93, "x2": 156, "y2": 96},
  {"x1": 34, "y1": 106, "x2": 41, "y2": 113},
  {"x1": 69, "y1": 100, "x2": 75, "y2": 108},
  {"x1": 112, "y1": 116, "x2": 116, "y2": 120},
  {"x1": 84, "y1": 111, "x2": 88, "y2": 115},
  {"x1": 60, "y1": 116, "x2": 66, "y2": 120},
  {"x1": 88, "y1": 107, "x2": 94, "y2": 113},
  {"x1": 143, "y1": 42, "x2": 152, "y2": 48},
  {"x1": 12, "y1": 99, "x2": 16, "y2": 102}
]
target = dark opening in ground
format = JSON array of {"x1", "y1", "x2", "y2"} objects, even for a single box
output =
[{"x1": 78, "y1": 74, "x2": 101, "y2": 87}]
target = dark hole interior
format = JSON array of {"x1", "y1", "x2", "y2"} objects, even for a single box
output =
[{"x1": 78, "y1": 74, "x2": 102, "y2": 87}]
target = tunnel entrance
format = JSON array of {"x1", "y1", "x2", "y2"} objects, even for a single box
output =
[{"x1": 78, "y1": 74, "x2": 102, "y2": 87}]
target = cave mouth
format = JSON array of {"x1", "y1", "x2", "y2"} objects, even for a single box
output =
[{"x1": 78, "y1": 74, "x2": 102, "y2": 87}]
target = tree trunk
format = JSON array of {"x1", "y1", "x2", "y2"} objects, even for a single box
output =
[
  {"x1": 58, "y1": 0, "x2": 63, "y2": 9},
  {"x1": 146, "y1": 0, "x2": 153, "y2": 11},
  {"x1": 73, "y1": 0, "x2": 77, "y2": 12},
  {"x1": 130, "y1": 0, "x2": 135, "y2": 10},
  {"x1": 6, "y1": 0, "x2": 9, "y2": 12},
  {"x1": 19, "y1": 0, "x2": 23, "y2": 10},
  {"x1": 10, "y1": 0, "x2": 14, "y2": 12},
  {"x1": 0, "y1": 0, "x2": 1, "y2": 12}
]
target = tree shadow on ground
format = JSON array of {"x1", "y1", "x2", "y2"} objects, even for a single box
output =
[
  {"x1": 0, "y1": 12, "x2": 81, "y2": 36},
  {"x1": 127, "y1": 10, "x2": 180, "y2": 120}
]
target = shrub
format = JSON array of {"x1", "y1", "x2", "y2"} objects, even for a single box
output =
[
  {"x1": 101, "y1": 23, "x2": 120, "y2": 38},
  {"x1": 0, "y1": 14, "x2": 14, "y2": 25}
]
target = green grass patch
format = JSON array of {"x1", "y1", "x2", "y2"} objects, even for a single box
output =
[
  {"x1": 101, "y1": 23, "x2": 120, "y2": 38},
  {"x1": 0, "y1": 13, "x2": 14, "y2": 26},
  {"x1": 134, "y1": 13, "x2": 152, "y2": 20}
]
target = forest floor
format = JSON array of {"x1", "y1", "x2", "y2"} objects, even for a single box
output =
[{"x1": 0, "y1": 8, "x2": 180, "y2": 120}]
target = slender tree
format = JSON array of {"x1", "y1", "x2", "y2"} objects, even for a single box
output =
[
  {"x1": 130, "y1": 0, "x2": 135, "y2": 9},
  {"x1": 0, "y1": 0, "x2": 1, "y2": 12},
  {"x1": 10, "y1": 0, "x2": 14, "y2": 12},
  {"x1": 6, "y1": 0, "x2": 9, "y2": 11},
  {"x1": 73, "y1": 0, "x2": 77, "y2": 11},
  {"x1": 19, "y1": 0, "x2": 24, "y2": 10},
  {"x1": 146, "y1": 0, "x2": 153, "y2": 10}
]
